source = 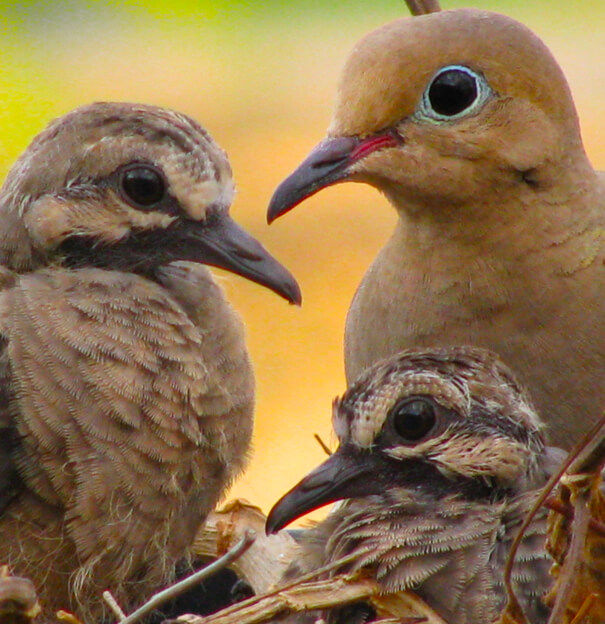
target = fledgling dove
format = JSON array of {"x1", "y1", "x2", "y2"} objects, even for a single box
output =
[
  {"x1": 267, "y1": 8, "x2": 605, "y2": 449},
  {"x1": 0, "y1": 102, "x2": 300, "y2": 620},
  {"x1": 267, "y1": 347, "x2": 564, "y2": 624}
]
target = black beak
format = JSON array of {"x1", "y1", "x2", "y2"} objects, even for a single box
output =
[
  {"x1": 266, "y1": 446, "x2": 387, "y2": 534},
  {"x1": 184, "y1": 214, "x2": 301, "y2": 305},
  {"x1": 267, "y1": 131, "x2": 400, "y2": 224}
]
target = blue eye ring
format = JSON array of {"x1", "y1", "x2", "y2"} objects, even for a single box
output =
[{"x1": 417, "y1": 65, "x2": 492, "y2": 123}]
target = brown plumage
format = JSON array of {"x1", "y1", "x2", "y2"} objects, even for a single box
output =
[
  {"x1": 0, "y1": 102, "x2": 300, "y2": 620},
  {"x1": 267, "y1": 8, "x2": 605, "y2": 449},
  {"x1": 267, "y1": 347, "x2": 564, "y2": 624}
]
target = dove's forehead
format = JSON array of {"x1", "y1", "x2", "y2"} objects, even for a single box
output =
[
  {"x1": 332, "y1": 358, "x2": 473, "y2": 448},
  {"x1": 331, "y1": 348, "x2": 543, "y2": 448},
  {"x1": 11, "y1": 102, "x2": 234, "y2": 216},
  {"x1": 331, "y1": 8, "x2": 575, "y2": 136},
  {"x1": 41, "y1": 102, "x2": 230, "y2": 174},
  {"x1": 44, "y1": 102, "x2": 218, "y2": 152}
]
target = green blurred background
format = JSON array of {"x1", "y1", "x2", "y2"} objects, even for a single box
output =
[{"x1": 1, "y1": 0, "x2": 603, "y2": 520}]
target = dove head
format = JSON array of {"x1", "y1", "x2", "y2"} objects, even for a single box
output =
[
  {"x1": 268, "y1": 9, "x2": 591, "y2": 224},
  {"x1": 266, "y1": 346, "x2": 549, "y2": 534},
  {"x1": 332, "y1": 9, "x2": 578, "y2": 137},
  {"x1": 0, "y1": 102, "x2": 301, "y2": 303}
]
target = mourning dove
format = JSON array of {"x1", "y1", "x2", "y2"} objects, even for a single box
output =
[
  {"x1": 0, "y1": 102, "x2": 300, "y2": 620},
  {"x1": 267, "y1": 8, "x2": 605, "y2": 449},
  {"x1": 267, "y1": 347, "x2": 564, "y2": 624}
]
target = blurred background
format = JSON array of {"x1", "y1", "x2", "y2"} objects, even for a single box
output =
[{"x1": 1, "y1": 0, "x2": 603, "y2": 522}]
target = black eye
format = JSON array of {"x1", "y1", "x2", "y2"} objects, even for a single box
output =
[
  {"x1": 421, "y1": 65, "x2": 490, "y2": 120},
  {"x1": 120, "y1": 165, "x2": 165, "y2": 207},
  {"x1": 389, "y1": 397, "x2": 436, "y2": 442}
]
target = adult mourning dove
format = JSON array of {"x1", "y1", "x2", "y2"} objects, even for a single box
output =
[
  {"x1": 0, "y1": 102, "x2": 300, "y2": 620},
  {"x1": 267, "y1": 347, "x2": 563, "y2": 624},
  {"x1": 267, "y1": 8, "x2": 605, "y2": 449}
]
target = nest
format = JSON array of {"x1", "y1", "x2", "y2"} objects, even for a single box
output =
[{"x1": 2, "y1": 414, "x2": 603, "y2": 624}]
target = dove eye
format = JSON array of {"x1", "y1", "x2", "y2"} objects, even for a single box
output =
[
  {"x1": 419, "y1": 65, "x2": 491, "y2": 121},
  {"x1": 389, "y1": 397, "x2": 437, "y2": 442},
  {"x1": 119, "y1": 164, "x2": 166, "y2": 208}
]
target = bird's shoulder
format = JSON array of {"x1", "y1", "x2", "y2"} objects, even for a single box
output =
[
  {"x1": 0, "y1": 265, "x2": 248, "y2": 463},
  {"x1": 0, "y1": 264, "x2": 254, "y2": 549}
]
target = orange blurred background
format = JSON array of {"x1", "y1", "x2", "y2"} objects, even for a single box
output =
[{"x1": 0, "y1": 0, "x2": 603, "y2": 521}]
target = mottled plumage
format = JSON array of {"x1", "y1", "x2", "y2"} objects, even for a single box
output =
[
  {"x1": 267, "y1": 347, "x2": 562, "y2": 624},
  {"x1": 0, "y1": 102, "x2": 300, "y2": 620},
  {"x1": 267, "y1": 9, "x2": 605, "y2": 449}
]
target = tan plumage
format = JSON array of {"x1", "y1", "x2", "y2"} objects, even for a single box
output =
[
  {"x1": 0, "y1": 102, "x2": 300, "y2": 620},
  {"x1": 267, "y1": 347, "x2": 564, "y2": 624},
  {"x1": 267, "y1": 8, "x2": 605, "y2": 449}
]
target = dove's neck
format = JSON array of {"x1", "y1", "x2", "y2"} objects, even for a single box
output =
[{"x1": 386, "y1": 154, "x2": 601, "y2": 265}]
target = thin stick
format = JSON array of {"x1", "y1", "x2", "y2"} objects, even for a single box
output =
[
  {"x1": 314, "y1": 434, "x2": 332, "y2": 456},
  {"x1": 547, "y1": 476, "x2": 592, "y2": 624},
  {"x1": 184, "y1": 573, "x2": 380, "y2": 624},
  {"x1": 545, "y1": 417, "x2": 605, "y2": 624},
  {"x1": 501, "y1": 412, "x2": 605, "y2": 622},
  {"x1": 103, "y1": 591, "x2": 127, "y2": 621},
  {"x1": 176, "y1": 550, "x2": 362, "y2": 624},
  {"x1": 570, "y1": 420, "x2": 605, "y2": 474},
  {"x1": 119, "y1": 530, "x2": 256, "y2": 624},
  {"x1": 568, "y1": 594, "x2": 598, "y2": 624},
  {"x1": 545, "y1": 497, "x2": 605, "y2": 537},
  {"x1": 405, "y1": 0, "x2": 441, "y2": 16}
]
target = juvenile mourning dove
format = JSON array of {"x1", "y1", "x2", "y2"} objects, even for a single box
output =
[
  {"x1": 0, "y1": 102, "x2": 300, "y2": 620},
  {"x1": 267, "y1": 347, "x2": 564, "y2": 624},
  {"x1": 267, "y1": 8, "x2": 605, "y2": 449}
]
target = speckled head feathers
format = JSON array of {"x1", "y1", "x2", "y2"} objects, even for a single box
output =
[
  {"x1": 5, "y1": 102, "x2": 234, "y2": 222},
  {"x1": 333, "y1": 347, "x2": 545, "y2": 485}
]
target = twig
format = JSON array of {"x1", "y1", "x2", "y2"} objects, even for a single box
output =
[
  {"x1": 193, "y1": 501, "x2": 299, "y2": 594},
  {"x1": 177, "y1": 573, "x2": 380, "y2": 624},
  {"x1": 545, "y1": 497, "x2": 605, "y2": 537},
  {"x1": 547, "y1": 475, "x2": 592, "y2": 624},
  {"x1": 405, "y1": 0, "x2": 441, "y2": 16},
  {"x1": 56, "y1": 611, "x2": 83, "y2": 624},
  {"x1": 501, "y1": 412, "x2": 605, "y2": 623},
  {"x1": 502, "y1": 453, "x2": 576, "y2": 623},
  {"x1": 103, "y1": 590, "x2": 127, "y2": 621},
  {"x1": 175, "y1": 570, "x2": 447, "y2": 624},
  {"x1": 185, "y1": 502, "x2": 446, "y2": 624},
  {"x1": 314, "y1": 434, "x2": 332, "y2": 456},
  {"x1": 568, "y1": 594, "x2": 598, "y2": 624},
  {"x1": 546, "y1": 416, "x2": 605, "y2": 624},
  {"x1": 118, "y1": 530, "x2": 256, "y2": 624},
  {"x1": 171, "y1": 552, "x2": 362, "y2": 624},
  {"x1": 569, "y1": 419, "x2": 605, "y2": 474},
  {"x1": 371, "y1": 592, "x2": 448, "y2": 623}
]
